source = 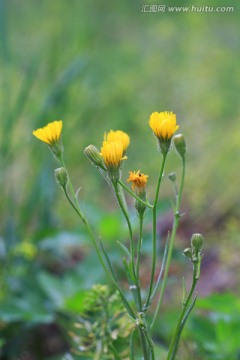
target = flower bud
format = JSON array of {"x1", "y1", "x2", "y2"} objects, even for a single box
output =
[
  {"x1": 173, "y1": 134, "x2": 186, "y2": 158},
  {"x1": 168, "y1": 172, "x2": 176, "y2": 182},
  {"x1": 191, "y1": 233, "x2": 204, "y2": 253},
  {"x1": 182, "y1": 247, "x2": 192, "y2": 258},
  {"x1": 55, "y1": 167, "x2": 68, "y2": 189},
  {"x1": 127, "y1": 170, "x2": 148, "y2": 218},
  {"x1": 84, "y1": 145, "x2": 105, "y2": 170}
]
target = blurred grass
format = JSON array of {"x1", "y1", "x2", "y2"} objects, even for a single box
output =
[
  {"x1": 0, "y1": 0, "x2": 240, "y2": 357},
  {"x1": 1, "y1": 0, "x2": 240, "y2": 239}
]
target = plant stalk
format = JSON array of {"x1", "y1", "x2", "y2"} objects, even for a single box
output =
[
  {"x1": 151, "y1": 157, "x2": 185, "y2": 329},
  {"x1": 60, "y1": 157, "x2": 135, "y2": 317},
  {"x1": 113, "y1": 181, "x2": 142, "y2": 311},
  {"x1": 136, "y1": 215, "x2": 144, "y2": 284},
  {"x1": 166, "y1": 258, "x2": 200, "y2": 360},
  {"x1": 138, "y1": 327, "x2": 150, "y2": 360},
  {"x1": 118, "y1": 179, "x2": 153, "y2": 209},
  {"x1": 144, "y1": 153, "x2": 167, "y2": 310}
]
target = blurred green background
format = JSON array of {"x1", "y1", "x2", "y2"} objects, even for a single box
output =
[{"x1": 1, "y1": 0, "x2": 240, "y2": 359}]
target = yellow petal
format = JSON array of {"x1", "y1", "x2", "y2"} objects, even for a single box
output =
[{"x1": 33, "y1": 120, "x2": 62, "y2": 145}]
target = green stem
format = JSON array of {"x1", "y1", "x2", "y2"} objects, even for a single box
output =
[
  {"x1": 130, "y1": 330, "x2": 135, "y2": 360},
  {"x1": 60, "y1": 157, "x2": 135, "y2": 318},
  {"x1": 63, "y1": 187, "x2": 83, "y2": 220},
  {"x1": 113, "y1": 181, "x2": 142, "y2": 311},
  {"x1": 150, "y1": 231, "x2": 170, "y2": 302},
  {"x1": 118, "y1": 180, "x2": 153, "y2": 209},
  {"x1": 138, "y1": 327, "x2": 150, "y2": 360},
  {"x1": 109, "y1": 344, "x2": 121, "y2": 360},
  {"x1": 150, "y1": 157, "x2": 185, "y2": 329},
  {"x1": 136, "y1": 216, "x2": 144, "y2": 284},
  {"x1": 144, "y1": 153, "x2": 167, "y2": 310},
  {"x1": 113, "y1": 182, "x2": 135, "y2": 275},
  {"x1": 143, "y1": 326, "x2": 155, "y2": 360},
  {"x1": 90, "y1": 164, "x2": 153, "y2": 209},
  {"x1": 60, "y1": 156, "x2": 83, "y2": 213},
  {"x1": 87, "y1": 160, "x2": 153, "y2": 210},
  {"x1": 166, "y1": 260, "x2": 199, "y2": 360}
]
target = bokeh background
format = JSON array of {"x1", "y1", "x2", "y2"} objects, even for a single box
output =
[{"x1": 1, "y1": 0, "x2": 240, "y2": 359}]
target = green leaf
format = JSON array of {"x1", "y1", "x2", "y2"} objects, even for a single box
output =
[
  {"x1": 99, "y1": 214, "x2": 123, "y2": 241},
  {"x1": 38, "y1": 272, "x2": 65, "y2": 308},
  {"x1": 0, "y1": 298, "x2": 54, "y2": 324},
  {"x1": 117, "y1": 240, "x2": 131, "y2": 258},
  {"x1": 64, "y1": 290, "x2": 89, "y2": 313},
  {"x1": 197, "y1": 292, "x2": 240, "y2": 314}
]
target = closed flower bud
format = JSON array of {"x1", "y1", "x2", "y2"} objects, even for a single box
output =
[
  {"x1": 168, "y1": 172, "x2": 176, "y2": 182},
  {"x1": 84, "y1": 145, "x2": 105, "y2": 170},
  {"x1": 55, "y1": 167, "x2": 68, "y2": 189},
  {"x1": 183, "y1": 247, "x2": 192, "y2": 258},
  {"x1": 174, "y1": 134, "x2": 186, "y2": 158},
  {"x1": 191, "y1": 233, "x2": 204, "y2": 253}
]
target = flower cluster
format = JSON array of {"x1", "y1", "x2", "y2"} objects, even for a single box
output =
[
  {"x1": 32, "y1": 111, "x2": 194, "y2": 360},
  {"x1": 33, "y1": 111, "x2": 180, "y2": 188},
  {"x1": 33, "y1": 111, "x2": 179, "y2": 159}
]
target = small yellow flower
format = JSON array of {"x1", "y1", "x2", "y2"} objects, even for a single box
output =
[
  {"x1": 104, "y1": 130, "x2": 130, "y2": 153},
  {"x1": 127, "y1": 170, "x2": 148, "y2": 191},
  {"x1": 101, "y1": 141, "x2": 127, "y2": 168},
  {"x1": 14, "y1": 241, "x2": 37, "y2": 260},
  {"x1": 32, "y1": 120, "x2": 63, "y2": 145},
  {"x1": 149, "y1": 111, "x2": 179, "y2": 140}
]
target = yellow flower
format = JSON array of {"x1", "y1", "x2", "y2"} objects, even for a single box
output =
[
  {"x1": 33, "y1": 120, "x2": 62, "y2": 145},
  {"x1": 127, "y1": 170, "x2": 148, "y2": 191},
  {"x1": 149, "y1": 111, "x2": 179, "y2": 140},
  {"x1": 104, "y1": 130, "x2": 130, "y2": 153},
  {"x1": 14, "y1": 241, "x2": 37, "y2": 260},
  {"x1": 100, "y1": 141, "x2": 127, "y2": 168}
]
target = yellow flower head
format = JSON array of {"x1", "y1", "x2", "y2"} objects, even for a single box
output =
[
  {"x1": 149, "y1": 112, "x2": 179, "y2": 140},
  {"x1": 14, "y1": 241, "x2": 37, "y2": 260},
  {"x1": 33, "y1": 120, "x2": 63, "y2": 145},
  {"x1": 100, "y1": 140, "x2": 127, "y2": 168},
  {"x1": 127, "y1": 170, "x2": 149, "y2": 191},
  {"x1": 104, "y1": 130, "x2": 130, "y2": 153}
]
